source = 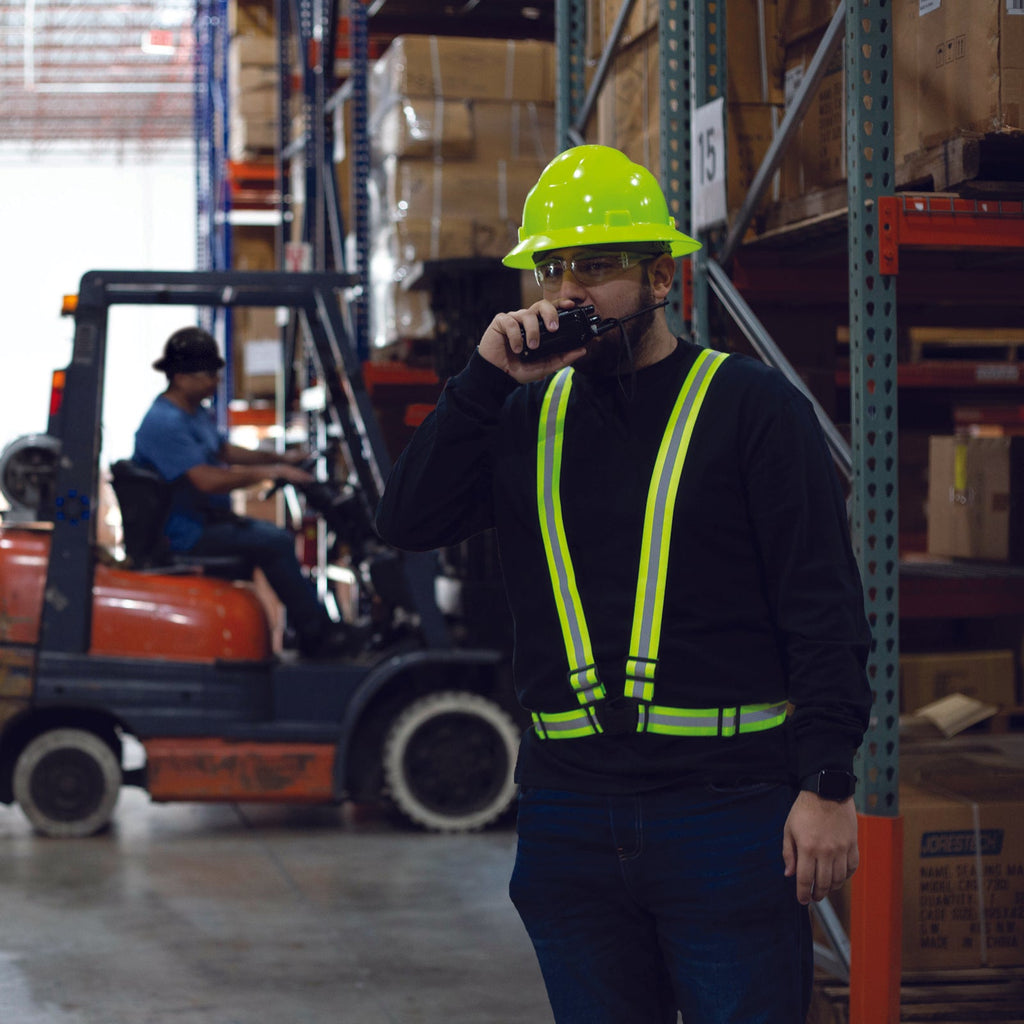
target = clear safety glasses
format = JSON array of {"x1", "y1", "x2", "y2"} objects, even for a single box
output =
[{"x1": 533, "y1": 251, "x2": 652, "y2": 289}]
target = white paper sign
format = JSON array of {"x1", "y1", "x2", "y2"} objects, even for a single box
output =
[
  {"x1": 691, "y1": 97, "x2": 727, "y2": 231},
  {"x1": 919, "y1": 0, "x2": 941, "y2": 14}
]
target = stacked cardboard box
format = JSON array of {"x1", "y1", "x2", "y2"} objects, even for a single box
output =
[
  {"x1": 825, "y1": 753, "x2": 1024, "y2": 971},
  {"x1": 778, "y1": 0, "x2": 1024, "y2": 203},
  {"x1": 900, "y1": 754, "x2": 1024, "y2": 970},
  {"x1": 588, "y1": 0, "x2": 785, "y2": 220},
  {"x1": 366, "y1": 35, "x2": 557, "y2": 349},
  {"x1": 927, "y1": 435, "x2": 1024, "y2": 563},
  {"x1": 228, "y1": 16, "x2": 278, "y2": 162},
  {"x1": 900, "y1": 649, "x2": 1018, "y2": 713},
  {"x1": 895, "y1": 0, "x2": 1023, "y2": 157},
  {"x1": 231, "y1": 226, "x2": 281, "y2": 400}
]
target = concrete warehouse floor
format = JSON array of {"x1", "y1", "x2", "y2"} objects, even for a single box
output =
[{"x1": 0, "y1": 790, "x2": 552, "y2": 1024}]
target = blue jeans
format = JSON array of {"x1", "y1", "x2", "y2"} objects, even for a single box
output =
[
  {"x1": 189, "y1": 518, "x2": 330, "y2": 640},
  {"x1": 509, "y1": 783, "x2": 811, "y2": 1024}
]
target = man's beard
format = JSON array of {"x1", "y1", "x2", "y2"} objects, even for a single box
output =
[{"x1": 571, "y1": 281, "x2": 658, "y2": 377}]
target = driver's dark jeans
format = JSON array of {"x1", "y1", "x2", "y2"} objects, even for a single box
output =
[
  {"x1": 188, "y1": 518, "x2": 330, "y2": 641},
  {"x1": 509, "y1": 781, "x2": 812, "y2": 1024}
]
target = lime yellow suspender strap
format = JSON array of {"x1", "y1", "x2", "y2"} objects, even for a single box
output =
[
  {"x1": 623, "y1": 348, "x2": 728, "y2": 701},
  {"x1": 536, "y1": 348, "x2": 727, "y2": 719},
  {"x1": 537, "y1": 367, "x2": 607, "y2": 737}
]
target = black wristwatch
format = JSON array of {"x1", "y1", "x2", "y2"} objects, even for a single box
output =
[{"x1": 800, "y1": 769, "x2": 857, "y2": 802}]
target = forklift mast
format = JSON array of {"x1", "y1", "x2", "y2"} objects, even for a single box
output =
[{"x1": 40, "y1": 269, "x2": 450, "y2": 656}]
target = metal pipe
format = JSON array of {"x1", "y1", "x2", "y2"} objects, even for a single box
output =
[{"x1": 705, "y1": 259, "x2": 853, "y2": 480}]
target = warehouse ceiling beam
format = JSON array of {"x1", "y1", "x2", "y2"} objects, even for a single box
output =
[{"x1": 0, "y1": 0, "x2": 195, "y2": 143}]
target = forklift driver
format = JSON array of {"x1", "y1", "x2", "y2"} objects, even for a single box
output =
[{"x1": 133, "y1": 326, "x2": 354, "y2": 659}]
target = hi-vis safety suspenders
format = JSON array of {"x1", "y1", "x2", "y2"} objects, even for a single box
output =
[{"x1": 533, "y1": 347, "x2": 788, "y2": 740}]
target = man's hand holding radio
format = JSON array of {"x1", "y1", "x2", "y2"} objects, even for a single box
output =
[{"x1": 478, "y1": 299, "x2": 588, "y2": 383}]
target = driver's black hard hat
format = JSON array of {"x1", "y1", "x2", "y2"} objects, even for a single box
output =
[{"x1": 153, "y1": 327, "x2": 226, "y2": 375}]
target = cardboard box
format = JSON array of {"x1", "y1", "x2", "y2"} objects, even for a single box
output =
[
  {"x1": 229, "y1": 113, "x2": 277, "y2": 159},
  {"x1": 373, "y1": 98, "x2": 475, "y2": 160},
  {"x1": 228, "y1": 33, "x2": 276, "y2": 75},
  {"x1": 374, "y1": 156, "x2": 539, "y2": 237},
  {"x1": 900, "y1": 755, "x2": 1024, "y2": 970},
  {"x1": 776, "y1": 0, "x2": 839, "y2": 45},
  {"x1": 895, "y1": 0, "x2": 1024, "y2": 158},
  {"x1": 385, "y1": 215, "x2": 520, "y2": 266},
  {"x1": 900, "y1": 650, "x2": 1018, "y2": 713},
  {"x1": 371, "y1": 36, "x2": 556, "y2": 107},
  {"x1": 588, "y1": 0, "x2": 785, "y2": 105},
  {"x1": 780, "y1": 28, "x2": 846, "y2": 198},
  {"x1": 231, "y1": 225, "x2": 276, "y2": 272},
  {"x1": 229, "y1": 0, "x2": 275, "y2": 38},
  {"x1": 471, "y1": 101, "x2": 556, "y2": 166},
  {"x1": 595, "y1": 28, "x2": 783, "y2": 216},
  {"x1": 372, "y1": 98, "x2": 556, "y2": 165},
  {"x1": 927, "y1": 436, "x2": 1024, "y2": 563}
]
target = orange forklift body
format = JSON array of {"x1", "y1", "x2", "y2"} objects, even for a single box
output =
[
  {"x1": 0, "y1": 526, "x2": 271, "y2": 662},
  {"x1": 144, "y1": 738, "x2": 336, "y2": 803}
]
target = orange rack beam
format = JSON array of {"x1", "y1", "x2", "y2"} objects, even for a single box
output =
[
  {"x1": 879, "y1": 194, "x2": 1024, "y2": 275},
  {"x1": 226, "y1": 160, "x2": 280, "y2": 209}
]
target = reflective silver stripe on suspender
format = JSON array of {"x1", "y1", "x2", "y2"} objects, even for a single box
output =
[
  {"x1": 532, "y1": 701, "x2": 789, "y2": 738},
  {"x1": 537, "y1": 368, "x2": 606, "y2": 707},
  {"x1": 636, "y1": 701, "x2": 789, "y2": 737},
  {"x1": 624, "y1": 349, "x2": 729, "y2": 701}
]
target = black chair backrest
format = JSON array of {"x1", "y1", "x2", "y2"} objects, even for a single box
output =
[
  {"x1": 109, "y1": 459, "x2": 253, "y2": 580},
  {"x1": 109, "y1": 459, "x2": 173, "y2": 568}
]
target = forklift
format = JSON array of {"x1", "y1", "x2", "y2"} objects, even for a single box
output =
[{"x1": 0, "y1": 270, "x2": 521, "y2": 838}]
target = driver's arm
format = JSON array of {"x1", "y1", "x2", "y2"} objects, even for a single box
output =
[
  {"x1": 219, "y1": 442, "x2": 308, "y2": 468},
  {"x1": 186, "y1": 461, "x2": 312, "y2": 495}
]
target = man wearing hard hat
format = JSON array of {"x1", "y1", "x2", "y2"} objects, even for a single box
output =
[{"x1": 376, "y1": 145, "x2": 872, "y2": 1024}]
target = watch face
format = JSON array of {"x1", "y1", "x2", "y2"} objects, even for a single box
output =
[{"x1": 818, "y1": 770, "x2": 854, "y2": 800}]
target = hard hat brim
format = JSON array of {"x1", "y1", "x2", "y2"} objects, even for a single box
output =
[{"x1": 503, "y1": 225, "x2": 702, "y2": 269}]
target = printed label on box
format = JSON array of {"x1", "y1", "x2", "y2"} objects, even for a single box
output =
[
  {"x1": 1009, "y1": 0, "x2": 1024, "y2": 15},
  {"x1": 920, "y1": 0, "x2": 941, "y2": 13},
  {"x1": 921, "y1": 830, "x2": 1006, "y2": 858}
]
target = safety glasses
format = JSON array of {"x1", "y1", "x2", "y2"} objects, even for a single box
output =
[{"x1": 533, "y1": 251, "x2": 652, "y2": 289}]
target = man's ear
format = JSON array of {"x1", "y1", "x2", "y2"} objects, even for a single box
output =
[{"x1": 648, "y1": 252, "x2": 676, "y2": 298}]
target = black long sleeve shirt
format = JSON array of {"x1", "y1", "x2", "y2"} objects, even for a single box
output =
[{"x1": 375, "y1": 340, "x2": 872, "y2": 794}]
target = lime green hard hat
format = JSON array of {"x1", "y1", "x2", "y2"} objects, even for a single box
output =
[{"x1": 503, "y1": 145, "x2": 701, "y2": 269}]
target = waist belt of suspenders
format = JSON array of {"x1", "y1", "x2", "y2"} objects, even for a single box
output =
[{"x1": 533, "y1": 347, "x2": 788, "y2": 740}]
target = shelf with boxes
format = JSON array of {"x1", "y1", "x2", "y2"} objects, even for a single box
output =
[{"x1": 760, "y1": 0, "x2": 1024, "y2": 236}]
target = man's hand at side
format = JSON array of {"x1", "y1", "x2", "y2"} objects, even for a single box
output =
[{"x1": 782, "y1": 790, "x2": 859, "y2": 905}]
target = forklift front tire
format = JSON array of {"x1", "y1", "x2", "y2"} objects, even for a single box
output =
[
  {"x1": 383, "y1": 690, "x2": 520, "y2": 833},
  {"x1": 13, "y1": 728, "x2": 122, "y2": 838}
]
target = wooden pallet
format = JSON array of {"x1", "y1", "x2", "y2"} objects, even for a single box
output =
[
  {"x1": 758, "y1": 131, "x2": 1024, "y2": 237},
  {"x1": 907, "y1": 327, "x2": 1024, "y2": 364},
  {"x1": 897, "y1": 132, "x2": 1024, "y2": 200},
  {"x1": 810, "y1": 967, "x2": 1024, "y2": 1024}
]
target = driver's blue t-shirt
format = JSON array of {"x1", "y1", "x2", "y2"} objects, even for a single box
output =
[{"x1": 133, "y1": 396, "x2": 232, "y2": 551}]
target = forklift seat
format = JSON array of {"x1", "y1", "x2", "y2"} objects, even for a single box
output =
[{"x1": 109, "y1": 459, "x2": 252, "y2": 580}]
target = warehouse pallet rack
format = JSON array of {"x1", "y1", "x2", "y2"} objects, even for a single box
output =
[{"x1": 193, "y1": 4, "x2": 1024, "y2": 1019}]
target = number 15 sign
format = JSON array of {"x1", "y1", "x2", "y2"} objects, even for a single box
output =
[{"x1": 691, "y1": 97, "x2": 727, "y2": 232}]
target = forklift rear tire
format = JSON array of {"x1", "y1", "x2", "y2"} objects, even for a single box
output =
[
  {"x1": 13, "y1": 728, "x2": 122, "y2": 838},
  {"x1": 383, "y1": 690, "x2": 520, "y2": 833}
]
